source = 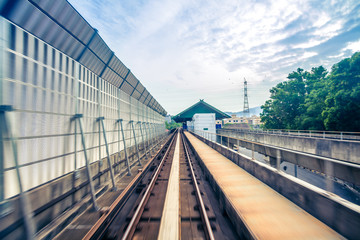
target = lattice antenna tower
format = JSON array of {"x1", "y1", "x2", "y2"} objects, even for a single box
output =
[{"x1": 243, "y1": 77, "x2": 250, "y2": 117}]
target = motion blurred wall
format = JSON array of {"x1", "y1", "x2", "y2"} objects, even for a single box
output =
[{"x1": 0, "y1": 0, "x2": 166, "y2": 199}]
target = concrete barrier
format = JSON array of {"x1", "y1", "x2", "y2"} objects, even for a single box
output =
[
  {"x1": 218, "y1": 129, "x2": 360, "y2": 164},
  {"x1": 187, "y1": 132, "x2": 360, "y2": 240},
  {"x1": 217, "y1": 133, "x2": 360, "y2": 188}
]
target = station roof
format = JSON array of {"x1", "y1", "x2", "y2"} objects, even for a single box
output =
[{"x1": 173, "y1": 99, "x2": 231, "y2": 123}]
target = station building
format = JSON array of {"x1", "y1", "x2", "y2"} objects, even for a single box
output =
[{"x1": 172, "y1": 99, "x2": 230, "y2": 130}]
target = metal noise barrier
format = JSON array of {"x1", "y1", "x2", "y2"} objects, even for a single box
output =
[{"x1": 0, "y1": 17, "x2": 166, "y2": 200}]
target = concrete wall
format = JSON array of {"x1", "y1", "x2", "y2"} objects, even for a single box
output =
[
  {"x1": 218, "y1": 129, "x2": 360, "y2": 164},
  {"x1": 216, "y1": 134, "x2": 360, "y2": 187},
  {"x1": 187, "y1": 132, "x2": 360, "y2": 239}
]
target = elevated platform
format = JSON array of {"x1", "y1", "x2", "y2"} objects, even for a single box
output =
[{"x1": 184, "y1": 132, "x2": 343, "y2": 239}]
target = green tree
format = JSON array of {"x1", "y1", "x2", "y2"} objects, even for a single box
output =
[
  {"x1": 298, "y1": 66, "x2": 328, "y2": 130},
  {"x1": 261, "y1": 52, "x2": 360, "y2": 131},
  {"x1": 165, "y1": 121, "x2": 182, "y2": 130},
  {"x1": 260, "y1": 68, "x2": 307, "y2": 129},
  {"x1": 322, "y1": 52, "x2": 360, "y2": 131}
]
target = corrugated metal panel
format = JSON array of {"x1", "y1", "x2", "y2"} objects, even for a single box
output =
[
  {"x1": 139, "y1": 94, "x2": 146, "y2": 104},
  {"x1": 156, "y1": 103, "x2": 160, "y2": 111},
  {"x1": 88, "y1": 33, "x2": 112, "y2": 64},
  {"x1": 118, "y1": 63, "x2": 129, "y2": 78},
  {"x1": 136, "y1": 83, "x2": 145, "y2": 94},
  {"x1": 148, "y1": 97, "x2": 155, "y2": 108},
  {"x1": 143, "y1": 90, "x2": 149, "y2": 99},
  {"x1": 102, "y1": 68, "x2": 115, "y2": 85},
  {"x1": 32, "y1": 0, "x2": 94, "y2": 44},
  {"x1": 145, "y1": 95, "x2": 152, "y2": 105},
  {"x1": 132, "y1": 89, "x2": 141, "y2": 100},
  {"x1": 4, "y1": 0, "x2": 34, "y2": 28},
  {"x1": 79, "y1": 49, "x2": 105, "y2": 76},
  {"x1": 142, "y1": 91, "x2": 149, "y2": 104},
  {"x1": 108, "y1": 57, "x2": 128, "y2": 79},
  {"x1": 0, "y1": 0, "x2": 166, "y2": 116},
  {"x1": 102, "y1": 67, "x2": 123, "y2": 87},
  {"x1": 153, "y1": 102, "x2": 158, "y2": 110},
  {"x1": 120, "y1": 81, "x2": 134, "y2": 95},
  {"x1": 126, "y1": 72, "x2": 138, "y2": 88}
]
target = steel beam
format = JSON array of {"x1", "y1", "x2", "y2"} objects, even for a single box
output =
[
  {"x1": 72, "y1": 114, "x2": 98, "y2": 211},
  {"x1": 117, "y1": 119, "x2": 131, "y2": 176},
  {"x1": 0, "y1": 105, "x2": 36, "y2": 239},
  {"x1": 97, "y1": 117, "x2": 117, "y2": 191}
]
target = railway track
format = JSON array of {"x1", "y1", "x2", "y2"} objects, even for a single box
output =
[{"x1": 82, "y1": 129, "x2": 237, "y2": 239}]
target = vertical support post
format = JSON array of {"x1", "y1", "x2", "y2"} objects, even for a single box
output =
[
  {"x1": 0, "y1": 106, "x2": 36, "y2": 239},
  {"x1": 154, "y1": 124, "x2": 157, "y2": 143},
  {"x1": 220, "y1": 135, "x2": 222, "y2": 145},
  {"x1": 130, "y1": 121, "x2": 141, "y2": 166},
  {"x1": 97, "y1": 117, "x2": 117, "y2": 191},
  {"x1": 129, "y1": 97, "x2": 132, "y2": 147},
  {"x1": 251, "y1": 142, "x2": 255, "y2": 160},
  {"x1": 276, "y1": 149, "x2": 281, "y2": 170},
  {"x1": 73, "y1": 62, "x2": 80, "y2": 180},
  {"x1": 117, "y1": 119, "x2": 131, "y2": 176},
  {"x1": 148, "y1": 122, "x2": 154, "y2": 154},
  {"x1": 325, "y1": 161, "x2": 334, "y2": 193},
  {"x1": 294, "y1": 164, "x2": 298, "y2": 178},
  {"x1": 0, "y1": 109, "x2": 4, "y2": 203},
  {"x1": 117, "y1": 120, "x2": 121, "y2": 169},
  {"x1": 155, "y1": 123, "x2": 158, "y2": 142},
  {"x1": 237, "y1": 138, "x2": 240, "y2": 153},
  {"x1": 138, "y1": 122, "x2": 147, "y2": 159},
  {"x1": 341, "y1": 132, "x2": 343, "y2": 140},
  {"x1": 97, "y1": 77, "x2": 102, "y2": 176},
  {"x1": 146, "y1": 123, "x2": 150, "y2": 154},
  {"x1": 72, "y1": 114, "x2": 98, "y2": 211},
  {"x1": 152, "y1": 123, "x2": 156, "y2": 145},
  {"x1": 323, "y1": 131, "x2": 325, "y2": 139},
  {"x1": 227, "y1": 136, "x2": 229, "y2": 148}
]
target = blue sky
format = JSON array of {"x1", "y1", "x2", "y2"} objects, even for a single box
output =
[{"x1": 68, "y1": 0, "x2": 360, "y2": 115}]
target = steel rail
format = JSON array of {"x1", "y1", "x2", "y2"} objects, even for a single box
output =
[
  {"x1": 181, "y1": 131, "x2": 215, "y2": 240},
  {"x1": 121, "y1": 129, "x2": 179, "y2": 240},
  {"x1": 82, "y1": 132, "x2": 176, "y2": 240}
]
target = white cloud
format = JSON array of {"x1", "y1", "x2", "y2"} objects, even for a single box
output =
[
  {"x1": 68, "y1": 0, "x2": 360, "y2": 114},
  {"x1": 313, "y1": 20, "x2": 344, "y2": 39},
  {"x1": 343, "y1": 40, "x2": 360, "y2": 52}
]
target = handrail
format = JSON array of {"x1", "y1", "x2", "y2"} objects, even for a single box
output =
[{"x1": 219, "y1": 128, "x2": 360, "y2": 141}]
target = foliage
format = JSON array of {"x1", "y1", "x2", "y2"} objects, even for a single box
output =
[
  {"x1": 261, "y1": 52, "x2": 360, "y2": 131},
  {"x1": 165, "y1": 121, "x2": 182, "y2": 130}
]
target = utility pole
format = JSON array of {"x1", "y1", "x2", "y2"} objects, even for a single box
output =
[{"x1": 243, "y1": 78, "x2": 250, "y2": 117}]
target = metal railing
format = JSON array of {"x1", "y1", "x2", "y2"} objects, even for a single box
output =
[{"x1": 219, "y1": 128, "x2": 360, "y2": 141}]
